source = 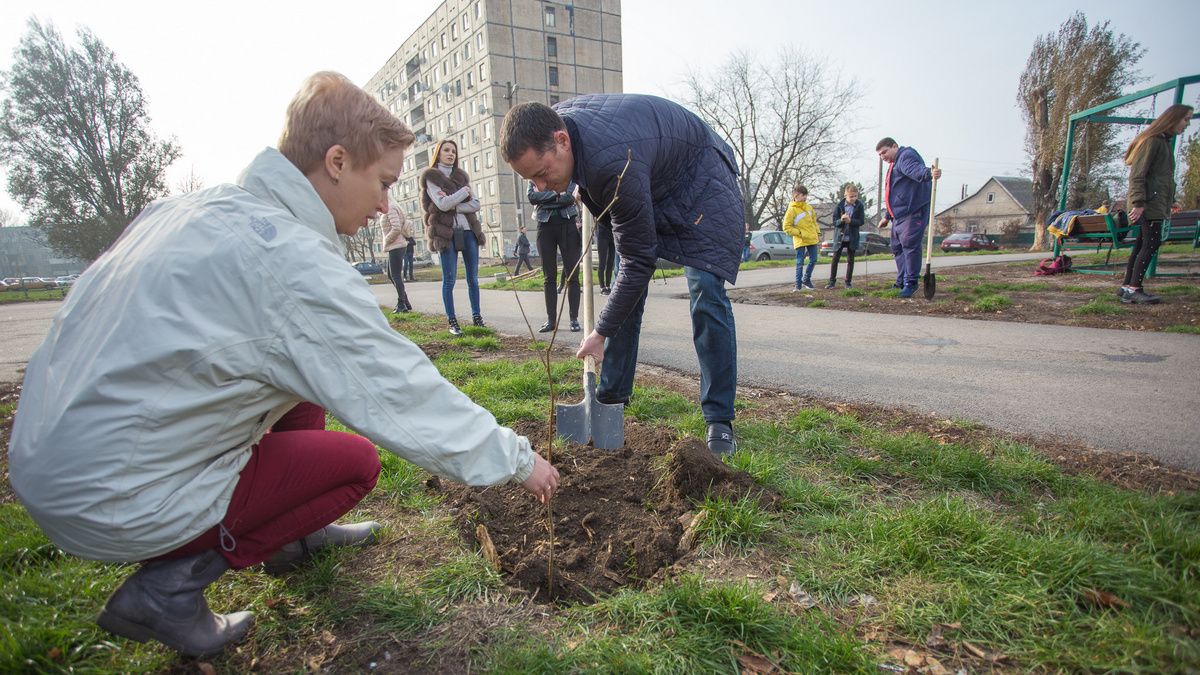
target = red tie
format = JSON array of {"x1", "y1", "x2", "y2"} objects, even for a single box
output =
[{"x1": 884, "y1": 163, "x2": 895, "y2": 219}]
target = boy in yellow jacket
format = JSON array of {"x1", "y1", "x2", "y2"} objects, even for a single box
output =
[{"x1": 782, "y1": 184, "x2": 820, "y2": 290}]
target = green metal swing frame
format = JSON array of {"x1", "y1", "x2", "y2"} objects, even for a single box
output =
[{"x1": 1054, "y1": 74, "x2": 1200, "y2": 276}]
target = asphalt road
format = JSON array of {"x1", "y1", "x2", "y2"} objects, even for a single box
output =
[{"x1": 4, "y1": 252, "x2": 1197, "y2": 470}]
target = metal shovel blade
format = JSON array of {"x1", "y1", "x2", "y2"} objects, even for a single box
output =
[
  {"x1": 923, "y1": 264, "x2": 937, "y2": 300},
  {"x1": 556, "y1": 369, "x2": 625, "y2": 449}
]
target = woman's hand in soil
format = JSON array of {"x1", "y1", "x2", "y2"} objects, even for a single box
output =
[{"x1": 522, "y1": 453, "x2": 560, "y2": 503}]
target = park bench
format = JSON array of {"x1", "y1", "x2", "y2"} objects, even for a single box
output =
[{"x1": 1051, "y1": 211, "x2": 1138, "y2": 275}]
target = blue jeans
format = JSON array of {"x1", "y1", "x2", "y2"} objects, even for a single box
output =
[
  {"x1": 598, "y1": 266, "x2": 737, "y2": 423},
  {"x1": 439, "y1": 232, "x2": 480, "y2": 319},
  {"x1": 889, "y1": 215, "x2": 927, "y2": 287},
  {"x1": 794, "y1": 244, "x2": 818, "y2": 286}
]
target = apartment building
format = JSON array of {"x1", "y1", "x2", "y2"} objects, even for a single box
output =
[{"x1": 365, "y1": 0, "x2": 623, "y2": 262}]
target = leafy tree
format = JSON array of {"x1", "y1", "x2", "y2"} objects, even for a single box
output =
[
  {"x1": 1016, "y1": 12, "x2": 1142, "y2": 250},
  {"x1": 1179, "y1": 131, "x2": 1200, "y2": 210},
  {"x1": 0, "y1": 18, "x2": 179, "y2": 261},
  {"x1": 683, "y1": 49, "x2": 860, "y2": 231}
]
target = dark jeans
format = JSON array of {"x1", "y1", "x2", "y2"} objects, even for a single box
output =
[
  {"x1": 388, "y1": 248, "x2": 410, "y2": 310},
  {"x1": 402, "y1": 243, "x2": 415, "y2": 279},
  {"x1": 598, "y1": 266, "x2": 737, "y2": 423},
  {"x1": 439, "y1": 230, "x2": 481, "y2": 319},
  {"x1": 828, "y1": 241, "x2": 856, "y2": 283},
  {"x1": 513, "y1": 252, "x2": 534, "y2": 274},
  {"x1": 889, "y1": 214, "x2": 927, "y2": 286},
  {"x1": 537, "y1": 216, "x2": 581, "y2": 322},
  {"x1": 597, "y1": 223, "x2": 615, "y2": 289},
  {"x1": 1122, "y1": 218, "x2": 1162, "y2": 288}
]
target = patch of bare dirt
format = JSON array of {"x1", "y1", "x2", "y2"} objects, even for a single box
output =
[
  {"x1": 729, "y1": 256, "x2": 1200, "y2": 332},
  {"x1": 436, "y1": 422, "x2": 780, "y2": 604}
]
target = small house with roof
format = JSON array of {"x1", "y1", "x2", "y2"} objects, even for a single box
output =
[{"x1": 936, "y1": 177, "x2": 1034, "y2": 241}]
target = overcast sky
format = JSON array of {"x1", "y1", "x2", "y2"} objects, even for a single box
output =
[{"x1": 1, "y1": 0, "x2": 1197, "y2": 223}]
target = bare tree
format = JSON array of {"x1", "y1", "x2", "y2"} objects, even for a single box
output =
[
  {"x1": 683, "y1": 49, "x2": 860, "y2": 231},
  {"x1": 0, "y1": 18, "x2": 180, "y2": 261},
  {"x1": 1179, "y1": 130, "x2": 1200, "y2": 211},
  {"x1": 340, "y1": 220, "x2": 380, "y2": 264},
  {"x1": 0, "y1": 207, "x2": 16, "y2": 227},
  {"x1": 173, "y1": 166, "x2": 205, "y2": 195},
  {"x1": 935, "y1": 217, "x2": 954, "y2": 237},
  {"x1": 1017, "y1": 12, "x2": 1142, "y2": 250}
]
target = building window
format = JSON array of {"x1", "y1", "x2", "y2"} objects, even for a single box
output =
[
  {"x1": 548, "y1": 66, "x2": 559, "y2": 87},
  {"x1": 478, "y1": 62, "x2": 486, "y2": 81},
  {"x1": 476, "y1": 33, "x2": 484, "y2": 49},
  {"x1": 466, "y1": 72, "x2": 474, "y2": 89},
  {"x1": 544, "y1": 6, "x2": 556, "y2": 27},
  {"x1": 547, "y1": 36, "x2": 557, "y2": 58},
  {"x1": 440, "y1": 33, "x2": 446, "y2": 49},
  {"x1": 485, "y1": 151, "x2": 494, "y2": 168},
  {"x1": 476, "y1": 1, "x2": 482, "y2": 19},
  {"x1": 473, "y1": 156, "x2": 480, "y2": 172},
  {"x1": 489, "y1": 179, "x2": 496, "y2": 196},
  {"x1": 463, "y1": 43, "x2": 471, "y2": 60},
  {"x1": 483, "y1": 121, "x2": 491, "y2": 139},
  {"x1": 986, "y1": 192, "x2": 995, "y2": 203},
  {"x1": 463, "y1": 13, "x2": 470, "y2": 30}
]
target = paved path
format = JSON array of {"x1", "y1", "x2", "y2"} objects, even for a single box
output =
[
  {"x1": 5, "y1": 253, "x2": 1196, "y2": 470},
  {"x1": 378, "y1": 252, "x2": 1200, "y2": 471}
]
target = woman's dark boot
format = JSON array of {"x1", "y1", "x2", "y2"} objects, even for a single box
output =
[
  {"x1": 472, "y1": 315, "x2": 486, "y2": 327},
  {"x1": 448, "y1": 317, "x2": 462, "y2": 336},
  {"x1": 97, "y1": 550, "x2": 254, "y2": 658}
]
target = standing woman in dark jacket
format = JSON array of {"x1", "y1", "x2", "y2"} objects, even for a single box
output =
[
  {"x1": 826, "y1": 184, "x2": 866, "y2": 289},
  {"x1": 596, "y1": 219, "x2": 615, "y2": 295},
  {"x1": 1118, "y1": 104, "x2": 1193, "y2": 305},
  {"x1": 529, "y1": 181, "x2": 582, "y2": 332},
  {"x1": 421, "y1": 140, "x2": 485, "y2": 335}
]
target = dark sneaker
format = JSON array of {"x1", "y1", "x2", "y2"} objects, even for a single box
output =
[
  {"x1": 706, "y1": 422, "x2": 736, "y2": 457},
  {"x1": 1124, "y1": 289, "x2": 1161, "y2": 304},
  {"x1": 538, "y1": 321, "x2": 555, "y2": 333},
  {"x1": 824, "y1": 282, "x2": 836, "y2": 289},
  {"x1": 600, "y1": 287, "x2": 611, "y2": 295},
  {"x1": 472, "y1": 315, "x2": 486, "y2": 327},
  {"x1": 448, "y1": 318, "x2": 462, "y2": 336},
  {"x1": 1116, "y1": 287, "x2": 1130, "y2": 300},
  {"x1": 570, "y1": 319, "x2": 582, "y2": 332},
  {"x1": 899, "y1": 283, "x2": 917, "y2": 298},
  {"x1": 803, "y1": 281, "x2": 815, "y2": 290},
  {"x1": 845, "y1": 282, "x2": 853, "y2": 289}
]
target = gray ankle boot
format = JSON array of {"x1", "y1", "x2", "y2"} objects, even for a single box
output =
[
  {"x1": 263, "y1": 521, "x2": 381, "y2": 575},
  {"x1": 97, "y1": 550, "x2": 254, "y2": 657}
]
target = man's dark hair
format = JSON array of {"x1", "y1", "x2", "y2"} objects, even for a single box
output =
[
  {"x1": 875, "y1": 137, "x2": 898, "y2": 151},
  {"x1": 500, "y1": 102, "x2": 564, "y2": 162},
  {"x1": 794, "y1": 183, "x2": 808, "y2": 195}
]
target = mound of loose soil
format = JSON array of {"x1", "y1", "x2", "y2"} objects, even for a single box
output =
[{"x1": 435, "y1": 421, "x2": 778, "y2": 604}]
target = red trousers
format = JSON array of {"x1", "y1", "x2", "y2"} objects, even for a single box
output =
[{"x1": 159, "y1": 402, "x2": 381, "y2": 568}]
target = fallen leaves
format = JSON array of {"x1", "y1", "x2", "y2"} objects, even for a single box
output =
[{"x1": 1080, "y1": 587, "x2": 1130, "y2": 609}]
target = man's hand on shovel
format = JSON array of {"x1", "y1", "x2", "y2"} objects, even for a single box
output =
[
  {"x1": 521, "y1": 453, "x2": 560, "y2": 503},
  {"x1": 576, "y1": 330, "x2": 605, "y2": 361}
]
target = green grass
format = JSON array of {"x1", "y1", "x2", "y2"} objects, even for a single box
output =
[
  {"x1": 0, "y1": 288, "x2": 68, "y2": 304},
  {"x1": 972, "y1": 294, "x2": 1012, "y2": 312},
  {"x1": 1073, "y1": 297, "x2": 1129, "y2": 316},
  {"x1": 808, "y1": 299, "x2": 828, "y2": 308},
  {"x1": 4, "y1": 311, "x2": 1198, "y2": 672},
  {"x1": 1165, "y1": 324, "x2": 1200, "y2": 334}
]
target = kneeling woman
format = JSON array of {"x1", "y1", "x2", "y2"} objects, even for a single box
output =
[
  {"x1": 9, "y1": 72, "x2": 557, "y2": 659},
  {"x1": 422, "y1": 139, "x2": 486, "y2": 335}
]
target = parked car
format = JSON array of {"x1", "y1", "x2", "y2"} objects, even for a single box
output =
[
  {"x1": 55, "y1": 276, "x2": 76, "y2": 288},
  {"x1": 819, "y1": 232, "x2": 891, "y2": 257},
  {"x1": 352, "y1": 261, "x2": 384, "y2": 275},
  {"x1": 18, "y1": 277, "x2": 48, "y2": 290},
  {"x1": 745, "y1": 230, "x2": 795, "y2": 261},
  {"x1": 940, "y1": 232, "x2": 999, "y2": 252}
]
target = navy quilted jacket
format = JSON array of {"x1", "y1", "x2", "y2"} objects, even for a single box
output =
[{"x1": 556, "y1": 94, "x2": 744, "y2": 337}]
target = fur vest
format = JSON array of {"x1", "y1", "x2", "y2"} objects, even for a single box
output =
[{"x1": 420, "y1": 166, "x2": 483, "y2": 252}]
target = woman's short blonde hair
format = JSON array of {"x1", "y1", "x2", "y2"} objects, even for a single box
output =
[{"x1": 278, "y1": 71, "x2": 415, "y2": 174}]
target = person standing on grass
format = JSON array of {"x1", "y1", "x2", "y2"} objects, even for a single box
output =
[
  {"x1": 782, "y1": 184, "x2": 819, "y2": 291},
  {"x1": 512, "y1": 225, "x2": 534, "y2": 275},
  {"x1": 826, "y1": 184, "x2": 865, "y2": 289},
  {"x1": 597, "y1": 217, "x2": 615, "y2": 295},
  {"x1": 8, "y1": 71, "x2": 558, "y2": 660},
  {"x1": 1118, "y1": 104, "x2": 1194, "y2": 305},
  {"x1": 380, "y1": 200, "x2": 413, "y2": 312},
  {"x1": 422, "y1": 139, "x2": 486, "y2": 335},
  {"x1": 876, "y1": 137, "x2": 942, "y2": 298},
  {"x1": 402, "y1": 227, "x2": 416, "y2": 280},
  {"x1": 529, "y1": 180, "x2": 582, "y2": 333},
  {"x1": 500, "y1": 95, "x2": 742, "y2": 457}
]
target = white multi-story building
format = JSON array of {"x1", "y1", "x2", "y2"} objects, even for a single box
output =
[{"x1": 366, "y1": 0, "x2": 623, "y2": 262}]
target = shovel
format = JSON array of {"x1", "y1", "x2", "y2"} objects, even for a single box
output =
[
  {"x1": 923, "y1": 158, "x2": 940, "y2": 300},
  {"x1": 556, "y1": 209, "x2": 625, "y2": 449}
]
